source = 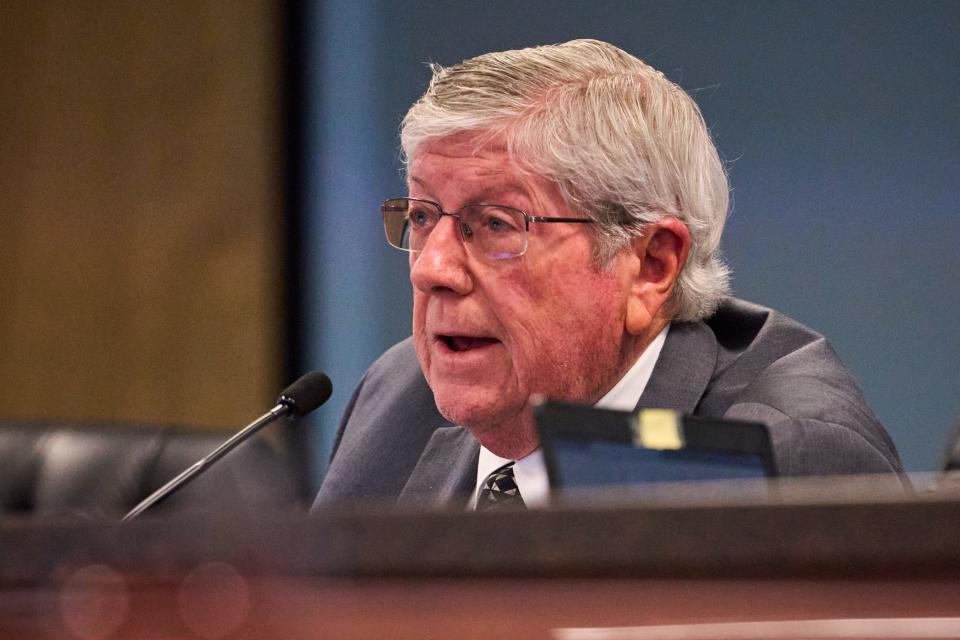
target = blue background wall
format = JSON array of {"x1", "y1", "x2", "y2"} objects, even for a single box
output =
[{"x1": 303, "y1": 0, "x2": 959, "y2": 481}]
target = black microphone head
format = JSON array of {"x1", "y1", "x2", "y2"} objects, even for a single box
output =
[{"x1": 278, "y1": 371, "x2": 333, "y2": 417}]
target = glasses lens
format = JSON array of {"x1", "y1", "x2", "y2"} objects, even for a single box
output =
[
  {"x1": 461, "y1": 205, "x2": 527, "y2": 260},
  {"x1": 382, "y1": 198, "x2": 440, "y2": 251}
]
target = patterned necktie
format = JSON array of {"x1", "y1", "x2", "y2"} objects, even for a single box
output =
[{"x1": 476, "y1": 462, "x2": 525, "y2": 510}]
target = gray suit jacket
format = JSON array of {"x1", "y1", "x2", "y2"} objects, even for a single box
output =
[{"x1": 315, "y1": 298, "x2": 903, "y2": 509}]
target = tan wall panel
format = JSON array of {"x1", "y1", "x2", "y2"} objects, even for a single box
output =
[{"x1": 0, "y1": 2, "x2": 284, "y2": 428}]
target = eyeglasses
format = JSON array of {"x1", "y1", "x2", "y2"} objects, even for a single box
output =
[{"x1": 381, "y1": 197, "x2": 594, "y2": 261}]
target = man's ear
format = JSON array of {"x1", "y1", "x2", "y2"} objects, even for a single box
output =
[{"x1": 625, "y1": 217, "x2": 691, "y2": 336}]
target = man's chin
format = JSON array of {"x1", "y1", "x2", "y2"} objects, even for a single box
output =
[
  {"x1": 433, "y1": 396, "x2": 538, "y2": 458},
  {"x1": 433, "y1": 397, "x2": 506, "y2": 430}
]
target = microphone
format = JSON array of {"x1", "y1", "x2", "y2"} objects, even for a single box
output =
[
  {"x1": 122, "y1": 372, "x2": 332, "y2": 521},
  {"x1": 276, "y1": 371, "x2": 334, "y2": 418}
]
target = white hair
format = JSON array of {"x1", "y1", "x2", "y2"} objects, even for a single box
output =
[{"x1": 400, "y1": 39, "x2": 730, "y2": 321}]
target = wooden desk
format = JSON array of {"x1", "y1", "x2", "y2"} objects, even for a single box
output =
[{"x1": 3, "y1": 484, "x2": 959, "y2": 639}]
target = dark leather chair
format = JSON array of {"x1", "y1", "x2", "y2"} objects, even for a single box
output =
[
  {"x1": 944, "y1": 418, "x2": 960, "y2": 472},
  {"x1": 0, "y1": 421, "x2": 301, "y2": 518},
  {"x1": 936, "y1": 418, "x2": 960, "y2": 493}
]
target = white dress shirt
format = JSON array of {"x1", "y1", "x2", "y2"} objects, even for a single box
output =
[{"x1": 472, "y1": 326, "x2": 669, "y2": 508}]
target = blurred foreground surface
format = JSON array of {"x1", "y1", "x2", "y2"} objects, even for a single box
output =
[{"x1": 2, "y1": 475, "x2": 960, "y2": 639}]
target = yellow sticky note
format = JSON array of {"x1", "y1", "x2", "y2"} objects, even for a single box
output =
[{"x1": 633, "y1": 409, "x2": 684, "y2": 450}]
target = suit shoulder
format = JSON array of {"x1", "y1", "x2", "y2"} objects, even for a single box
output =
[
  {"x1": 702, "y1": 297, "x2": 859, "y2": 412},
  {"x1": 699, "y1": 298, "x2": 902, "y2": 474},
  {"x1": 315, "y1": 337, "x2": 451, "y2": 506},
  {"x1": 706, "y1": 297, "x2": 825, "y2": 359},
  {"x1": 357, "y1": 337, "x2": 424, "y2": 393},
  {"x1": 369, "y1": 337, "x2": 421, "y2": 375}
]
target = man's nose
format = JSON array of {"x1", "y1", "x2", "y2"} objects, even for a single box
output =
[{"x1": 409, "y1": 215, "x2": 473, "y2": 295}]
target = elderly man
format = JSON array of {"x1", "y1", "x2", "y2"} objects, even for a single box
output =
[{"x1": 315, "y1": 39, "x2": 902, "y2": 509}]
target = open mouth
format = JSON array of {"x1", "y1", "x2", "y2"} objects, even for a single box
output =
[{"x1": 440, "y1": 335, "x2": 500, "y2": 353}]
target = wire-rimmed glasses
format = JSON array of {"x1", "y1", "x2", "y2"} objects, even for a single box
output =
[{"x1": 381, "y1": 197, "x2": 594, "y2": 261}]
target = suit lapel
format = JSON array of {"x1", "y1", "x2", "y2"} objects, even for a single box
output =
[
  {"x1": 637, "y1": 320, "x2": 718, "y2": 414},
  {"x1": 398, "y1": 426, "x2": 479, "y2": 508}
]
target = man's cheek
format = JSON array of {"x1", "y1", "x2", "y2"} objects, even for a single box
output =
[{"x1": 501, "y1": 342, "x2": 539, "y2": 397}]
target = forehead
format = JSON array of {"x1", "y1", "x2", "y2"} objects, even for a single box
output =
[
  {"x1": 410, "y1": 134, "x2": 511, "y2": 179},
  {"x1": 408, "y1": 133, "x2": 558, "y2": 203},
  {"x1": 413, "y1": 130, "x2": 505, "y2": 157}
]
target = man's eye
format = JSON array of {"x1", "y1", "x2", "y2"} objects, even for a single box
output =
[
  {"x1": 482, "y1": 211, "x2": 520, "y2": 233},
  {"x1": 409, "y1": 209, "x2": 432, "y2": 227}
]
